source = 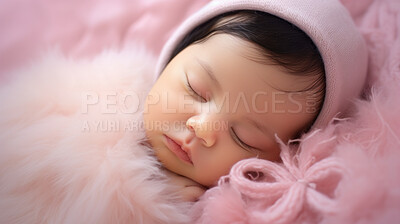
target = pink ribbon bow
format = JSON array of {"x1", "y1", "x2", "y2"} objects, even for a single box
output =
[{"x1": 224, "y1": 134, "x2": 346, "y2": 224}]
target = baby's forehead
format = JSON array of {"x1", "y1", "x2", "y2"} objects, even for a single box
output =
[{"x1": 190, "y1": 34, "x2": 317, "y2": 93}]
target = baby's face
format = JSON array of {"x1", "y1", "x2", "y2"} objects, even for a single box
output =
[{"x1": 144, "y1": 34, "x2": 318, "y2": 187}]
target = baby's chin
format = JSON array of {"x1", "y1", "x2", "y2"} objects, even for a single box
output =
[
  {"x1": 161, "y1": 163, "x2": 215, "y2": 188},
  {"x1": 182, "y1": 170, "x2": 219, "y2": 188}
]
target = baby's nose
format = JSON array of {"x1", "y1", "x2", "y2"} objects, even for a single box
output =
[{"x1": 186, "y1": 115, "x2": 217, "y2": 147}]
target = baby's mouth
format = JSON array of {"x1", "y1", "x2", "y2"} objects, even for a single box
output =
[{"x1": 164, "y1": 135, "x2": 193, "y2": 164}]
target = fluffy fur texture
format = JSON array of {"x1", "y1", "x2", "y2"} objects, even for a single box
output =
[
  {"x1": 191, "y1": 0, "x2": 400, "y2": 223},
  {"x1": 0, "y1": 47, "x2": 191, "y2": 224}
]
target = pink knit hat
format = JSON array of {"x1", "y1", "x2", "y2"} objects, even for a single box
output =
[{"x1": 155, "y1": 0, "x2": 368, "y2": 129}]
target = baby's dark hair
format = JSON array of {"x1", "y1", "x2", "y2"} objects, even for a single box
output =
[{"x1": 168, "y1": 10, "x2": 326, "y2": 132}]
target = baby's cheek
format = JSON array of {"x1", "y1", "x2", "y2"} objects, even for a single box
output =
[{"x1": 193, "y1": 144, "x2": 254, "y2": 187}]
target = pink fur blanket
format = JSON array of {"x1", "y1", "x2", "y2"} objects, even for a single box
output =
[
  {"x1": 0, "y1": 48, "x2": 194, "y2": 223},
  {"x1": 1, "y1": 0, "x2": 400, "y2": 223}
]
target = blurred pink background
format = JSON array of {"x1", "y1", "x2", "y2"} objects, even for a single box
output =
[{"x1": 0, "y1": 0, "x2": 208, "y2": 80}]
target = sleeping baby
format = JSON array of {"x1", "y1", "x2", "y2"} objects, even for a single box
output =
[
  {"x1": 144, "y1": 0, "x2": 368, "y2": 202},
  {"x1": 0, "y1": 0, "x2": 367, "y2": 223}
]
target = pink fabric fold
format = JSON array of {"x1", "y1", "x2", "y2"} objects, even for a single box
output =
[{"x1": 0, "y1": 0, "x2": 208, "y2": 80}]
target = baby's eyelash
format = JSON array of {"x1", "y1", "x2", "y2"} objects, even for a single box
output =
[
  {"x1": 230, "y1": 127, "x2": 257, "y2": 152},
  {"x1": 185, "y1": 74, "x2": 207, "y2": 102}
]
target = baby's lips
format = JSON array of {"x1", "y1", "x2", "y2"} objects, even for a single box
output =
[
  {"x1": 167, "y1": 134, "x2": 193, "y2": 164},
  {"x1": 181, "y1": 145, "x2": 193, "y2": 162}
]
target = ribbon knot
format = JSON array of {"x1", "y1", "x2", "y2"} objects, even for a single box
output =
[{"x1": 297, "y1": 179, "x2": 316, "y2": 189}]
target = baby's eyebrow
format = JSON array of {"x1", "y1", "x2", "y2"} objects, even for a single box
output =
[{"x1": 196, "y1": 57, "x2": 221, "y2": 89}]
